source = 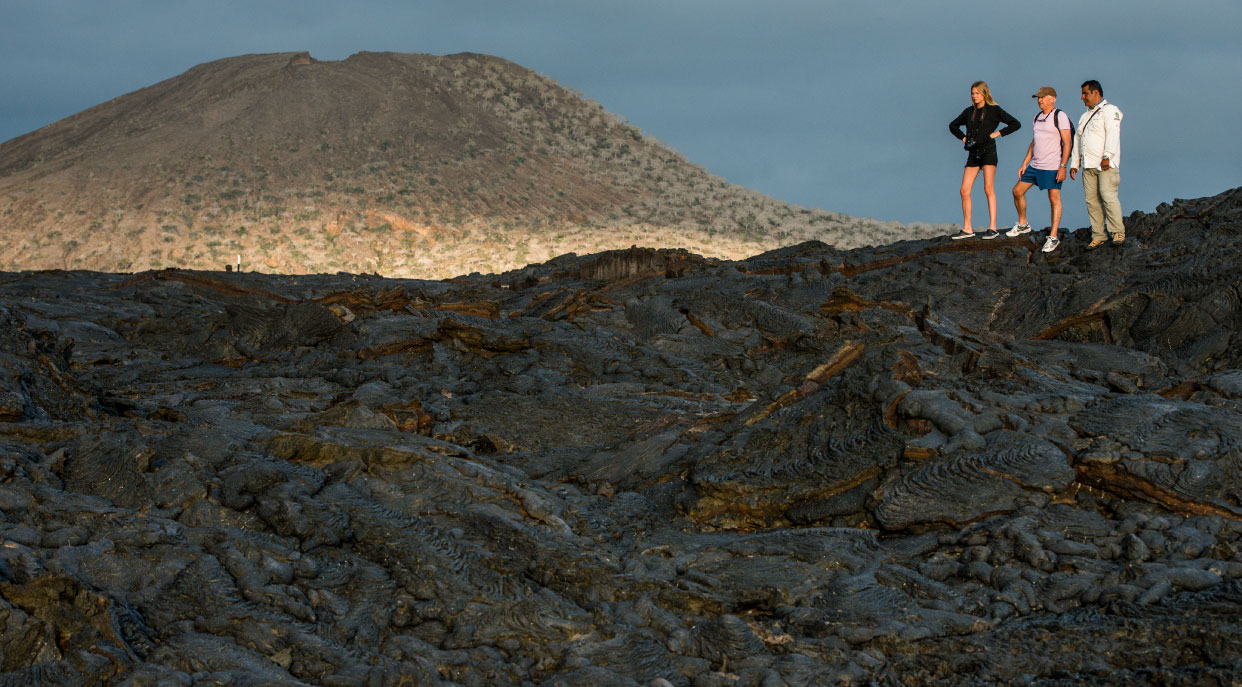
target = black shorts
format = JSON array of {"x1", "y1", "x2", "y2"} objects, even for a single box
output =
[{"x1": 965, "y1": 144, "x2": 998, "y2": 167}]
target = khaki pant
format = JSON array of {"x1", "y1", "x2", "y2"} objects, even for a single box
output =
[{"x1": 1084, "y1": 168, "x2": 1124, "y2": 242}]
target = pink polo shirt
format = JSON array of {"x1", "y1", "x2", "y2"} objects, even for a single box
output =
[{"x1": 1031, "y1": 109, "x2": 1072, "y2": 171}]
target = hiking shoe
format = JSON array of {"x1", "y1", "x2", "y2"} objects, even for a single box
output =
[
  {"x1": 1006, "y1": 223, "x2": 1032, "y2": 237},
  {"x1": 979, "y1": 229, "x2": 1001, "y2": 240},
  {"x1": 1041, "y1": 236, "x2": 1061, "y2": 253},
  {"x1": 950, "y1": 230, "x2": 976, "y2": 240},
  {"x1": 1087, "y1": 239, "x2": 1108, "y2": 249}
]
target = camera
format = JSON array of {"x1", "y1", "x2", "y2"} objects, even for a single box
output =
[{"x1": 963, "y1": 138, "x2": 976, "y2": 151}]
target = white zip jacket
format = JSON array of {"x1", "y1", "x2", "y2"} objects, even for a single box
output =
[{"x1": 1070, "y1": 99, "x2": 1123, "y2": 171}]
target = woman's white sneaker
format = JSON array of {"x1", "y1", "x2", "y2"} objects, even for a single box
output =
[
  {"x1": 1006, "y1": 222, "x2": 1032, "y2": 237},
  {"x1": 1041, "y1": 236, "x2": 1060, "y2": 253}
]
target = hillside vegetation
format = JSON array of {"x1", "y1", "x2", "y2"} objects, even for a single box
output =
[{"x1": 0, "y1": 51, "x2": 942, "y2": 277}]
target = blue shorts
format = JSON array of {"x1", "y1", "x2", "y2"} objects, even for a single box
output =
[{"x1": 1020, "y1": 166, "x2": 1063, "y2": 191}]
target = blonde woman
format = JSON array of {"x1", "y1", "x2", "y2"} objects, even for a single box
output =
[{"x1": 948, "y1": 81, "x2": 1021, "y2": 239}]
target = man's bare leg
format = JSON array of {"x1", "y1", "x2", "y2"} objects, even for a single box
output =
[
  {"x1": 1012, "y1": 180, "x2": 1034, "y2": 226},
  {"x1": 1048, "y1": 188, "x2": 1061, "y2": 239}
]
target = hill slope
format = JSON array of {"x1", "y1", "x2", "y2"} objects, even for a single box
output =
[{"x1": 0, "y1": 51, "x2": 939, "y2": 277}]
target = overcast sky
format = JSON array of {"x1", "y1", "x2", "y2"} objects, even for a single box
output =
[{"x1": 2, "y1": 0, "x2": 1239, "y2": 231}]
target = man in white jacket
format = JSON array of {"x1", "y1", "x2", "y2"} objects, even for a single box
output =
[{"x1": 1069, "y1": 80, "x2": 1125, "y2": 247}]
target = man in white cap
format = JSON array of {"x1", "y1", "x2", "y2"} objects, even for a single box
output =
[{"x1": 1006, "y1": 86, "x2": 1073, "y2": 253}]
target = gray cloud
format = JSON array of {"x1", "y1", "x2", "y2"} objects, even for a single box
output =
[{"x1": 2, "y1": 0, "x2": 1239, "y2": 230}]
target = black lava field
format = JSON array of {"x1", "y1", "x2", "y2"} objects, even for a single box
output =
[{"x1": 2, "y1": 188, "x2": 1242, "y2": 686}]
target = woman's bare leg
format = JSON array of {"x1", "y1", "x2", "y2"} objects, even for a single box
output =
[
  {"x1": 982, "y1": 165, "x2": 997, "y2": 230},
  {"x1": 960, "y1": 166, "x2": 980, "y2": 233}
]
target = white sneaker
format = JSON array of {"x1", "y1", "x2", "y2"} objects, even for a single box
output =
[
  {"x1": 1041, "y1": 236, "x2": 1060, "y2": 253},
  {"x1": 1006, "y1": 222, "x2": 1032, "y2": 237}
]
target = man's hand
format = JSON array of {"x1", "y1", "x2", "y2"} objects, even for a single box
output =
[
  {"x1": 1101, "y1": 158, "x2": 1112, "y2": 171},
  {"x1": 1056, "y1": 167, "x2": 1066, "y2": 182},
  {"x1": 1019, "y1": 163, "x2": 1028, "y2": 178},
  {"x1": 1070, "y1": 167, "x2": 1078, "y2": 180}
]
